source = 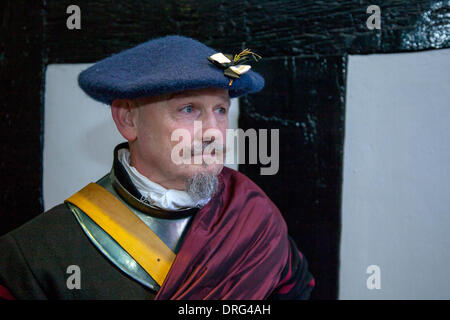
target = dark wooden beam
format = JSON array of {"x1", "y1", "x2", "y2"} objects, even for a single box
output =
[
  {"x1": 44, "y1": 0, "x2": 449, "y2": 63},
  {"x1": 0, "y1": 1, "x2": 44, "y2": 236}
]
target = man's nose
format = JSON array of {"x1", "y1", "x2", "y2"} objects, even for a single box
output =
[
  {"x1": 201, "y1": 110, "x2": 221, "y2": 141},
  {"x1": 201, "y1": 109, "x2": 218, "y2": 130}
]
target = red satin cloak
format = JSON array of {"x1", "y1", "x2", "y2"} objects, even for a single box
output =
[{"x1": 155, "y1": 167, "x2": 290, "y2": 300}]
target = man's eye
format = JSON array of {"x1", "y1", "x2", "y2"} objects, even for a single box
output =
[
  {"x1": 217, "y1": 107, "x2": 227, "y2": 114},
  {"x1": 181, "y1": 105, "x2": 193, "y2": 113}
]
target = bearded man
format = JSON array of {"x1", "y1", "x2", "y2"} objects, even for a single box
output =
[{"x1": 0, "y1": 35, "x2": 314, "y2": 300}]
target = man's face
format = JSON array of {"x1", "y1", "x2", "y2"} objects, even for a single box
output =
[{"x1": 128, "y1": 87, "x2": 230, "y2": 190}]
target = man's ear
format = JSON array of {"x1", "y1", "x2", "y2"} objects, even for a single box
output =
[{"x1": 111, "y1": 99, "x2": 138, "y2": 141}]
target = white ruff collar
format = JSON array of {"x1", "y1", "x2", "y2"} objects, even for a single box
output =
[{"x1": 118, "y1": 148, "x2": 209, "y2": 211}]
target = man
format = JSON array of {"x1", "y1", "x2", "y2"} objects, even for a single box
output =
[{"x1": 0, "y1": 35, "x2": 314, "y2": 299}]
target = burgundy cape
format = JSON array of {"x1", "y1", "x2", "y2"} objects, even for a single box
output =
[{"x1": 155, "y1": 167, "x2": 312, "y2": 300}]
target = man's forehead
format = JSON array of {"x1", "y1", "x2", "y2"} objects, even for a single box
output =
[
  {"x1": 134, "y1": 88, "x2": 230, "y2": 106},
  {"x1": 171, "y1": 88, "x2": 229, "y2": 98},
  {"x1": 168, "y1": 88, "x2": 230, "y2": 102}
]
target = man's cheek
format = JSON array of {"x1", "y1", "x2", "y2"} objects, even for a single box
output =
[{"x1": 169, "y1": 132, "x2": 192, "y2": 165}]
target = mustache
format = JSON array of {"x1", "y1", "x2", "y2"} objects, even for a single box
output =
[{"x1": 191, "y1": 140, "x2": 226, "y2": 156}]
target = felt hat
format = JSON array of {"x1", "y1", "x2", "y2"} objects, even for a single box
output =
[{"x1": 78, "y1": 35, "x2": 264, "y2": 105}]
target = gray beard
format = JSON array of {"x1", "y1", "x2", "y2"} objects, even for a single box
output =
[{"x1": 185, "y1": 171, "x2": 219, "y2": 206}]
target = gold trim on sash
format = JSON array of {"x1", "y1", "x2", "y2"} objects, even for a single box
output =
[{"x1": 64, "y1": 183, "x2": 176, "y2": 286}]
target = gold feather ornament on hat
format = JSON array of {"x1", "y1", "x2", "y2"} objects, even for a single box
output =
[{"x1": 208, "y1": 49, "x2": 262, "y2": 86}]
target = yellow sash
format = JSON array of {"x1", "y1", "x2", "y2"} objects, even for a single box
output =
[{"x1": 64, "y1": 182, "x2": 175, "y2": 286}]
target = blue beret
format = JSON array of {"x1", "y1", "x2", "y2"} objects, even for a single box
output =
[{"x1": 78, "y1": 35, "x2": 264, "y2": 105}]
